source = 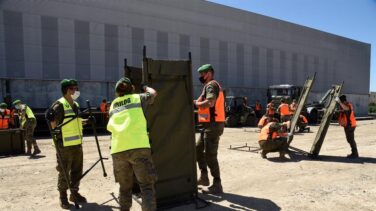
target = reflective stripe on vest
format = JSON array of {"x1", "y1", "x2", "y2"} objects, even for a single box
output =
[
  {"x1": 0, "y1": 109, "x2": 11, "y2": 129},
  {"x1": 259, "y1": 122, "x2": 279, "y2": 141},
  {"x1": 107, "y1": 94, "x2": 150, "y2": 154},
  {"x1": 198, "y1": 80, "x2": 225, "y2": 123},
  {"x1": 338, "y1": 103, "x2": 357, "y2": 127},
  {"x1": 57, "y1": 97, "x2": 83, "y2": 147}
]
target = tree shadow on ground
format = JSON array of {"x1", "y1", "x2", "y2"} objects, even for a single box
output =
[
  {"x1": 286, "y1": 146, "x2": 376, "y2": 164},
  {"x1": 199, "y1": 192, "x2": 281, "y2": 211}
]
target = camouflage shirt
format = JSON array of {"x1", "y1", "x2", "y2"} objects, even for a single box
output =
[{"x1": 202, "y1": 80, "x2": 220, "y2": 101}]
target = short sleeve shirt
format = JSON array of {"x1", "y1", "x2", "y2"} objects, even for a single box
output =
[
  {"x1": 204, "y1": 80, "x2": 220, "y2": 101},
  {"x1": 50, "y1": 100, "x2": 80, "y2": 126}
]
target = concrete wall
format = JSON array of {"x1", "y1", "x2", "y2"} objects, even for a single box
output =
[{"x1": 0, "y1": 0, "x2": 371, "y2": 114}]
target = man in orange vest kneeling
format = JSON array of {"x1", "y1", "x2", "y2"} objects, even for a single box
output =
[
  {"x1": 336, "y1": 95, "x2": 358, "y2": 158},
  {"x1": 258, "y1": 121, "x2": 289, "y2": 159},
  {"x1": 194, "y1": 64, "x2": 225, "y2": 195}
]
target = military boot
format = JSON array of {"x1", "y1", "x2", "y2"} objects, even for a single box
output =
[
  {"x1": 202, "y1": 179, "x2": 223, "y2": 195},
  {"x1": 32, "y1": 146, "x2": 41, "y2": 156},
  {"x1": 197, "y1": 170, "x2": 209, "y2": 186},
  {"x1": 261, "y1": 150, "x2": 267, "y2": 159},
  {"x1": 59, "y1": 191, "x2": 70, "y2": 209},
  {"x1": 69, "y1": 191, "x2": 87, "y2": 203},
  {"x1": 347, "y1": 151, "x2": 359, "y2": 159},
  {"x1": 26, "y1": 143, "x2": 32, "y2": 155}
]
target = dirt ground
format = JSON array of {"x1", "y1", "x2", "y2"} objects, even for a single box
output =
[{"x1": 1, "y1": 120, "x2": 376, "y2": 211}]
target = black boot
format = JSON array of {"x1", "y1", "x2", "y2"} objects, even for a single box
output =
[
  {"x1": 202, "y1": 178, "x2": 223, "y2": 195},
  {"x1": 69, "y1": 191, "x2": 87, "y2": 203},
  {"x1": 59, "y1": 191, "x2": 70, "y2": 209},
  {"x1": 32, "y1": 146, "x2": 41, "y2": 156},
  {"x1": 197, "y1": 170, "x2": 209, "y2": 186}
]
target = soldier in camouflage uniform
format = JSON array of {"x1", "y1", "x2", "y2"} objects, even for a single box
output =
[
  {"x1": 13, "y1": 100, "x2": 41, "y2": 155},
  {"x1": 47, "y1": 79, "x2": 87, "y2": 209},
  {"x1": 107, "y1": 77, "x2": 157, "y2": 211},
  {"x1": 194, "y1": 64, "x2": 225, "y2": 194}
]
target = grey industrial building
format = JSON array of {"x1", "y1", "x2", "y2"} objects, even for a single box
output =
[{"x1": 0, "y1": 0, "x2": 371, "y2": 115}]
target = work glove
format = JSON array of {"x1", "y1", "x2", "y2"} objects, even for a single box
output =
[{"x1": 335, "y1": 97, "x2": 340, "y2": 103}]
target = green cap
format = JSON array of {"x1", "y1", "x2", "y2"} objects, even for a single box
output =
[
  {"x1": 197, "y1": 64, "x2": 213, "y2": 73},
  {"x1": 12, "y1": 99, "x2": 22, "y2": 105},
  {"x1": 0, "y1": 103, "x2": 7, "y2": 108},
  {"x1": 115, "y1": 77, "x2": 132, "y2": 89},
  {"x1": 61, "y1": 79, "x2": 78, "y2": 89}
]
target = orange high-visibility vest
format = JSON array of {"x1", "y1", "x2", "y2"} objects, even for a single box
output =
[
  {"x1": 255, "y1": 103, "x2": 262, "y2": 111},
  {"x1": 198, "y1": 80, "x2": 225, "y2": 123},
  {"x1": 267, "y1": 103, "x2": 275, "y2": 116},
  {"x1": 100, "y1": 102, "x2": 106, "y2": 113},
  {"x1": 258, "y1": 116, "x2": 269, "y2": 128},
  {"x1": 259, "y1": 122, "x2": 279, "y2": 141},
  {"x1": 338, "y1": 102, "x2": 357, "y2": 128},
  {"x1": 279, "y1": 103, "x2": 290, "y2": 116},
  {"x1": 0, "y1": 109, "x2": 12, "y2": 129},
  {"x1": 300, "y1": 115, "x2": 308, "y2": 123}
]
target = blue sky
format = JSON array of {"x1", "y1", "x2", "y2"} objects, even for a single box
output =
[{"x1": 208, "y1": 0, "x2": 376, "y2": 92}]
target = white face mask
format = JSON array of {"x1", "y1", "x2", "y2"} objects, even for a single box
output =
[
  {"x1": 71, "y1": 91, "x2": 80, "y2": 100},
  {"x1": 0, "y1": 108, "x2": 4, "y2": 113},
  {"x1": 21, "y1": 105, "x2": 25, "y2": 110}
]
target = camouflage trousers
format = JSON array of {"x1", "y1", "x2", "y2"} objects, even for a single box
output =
[
  {"x1": 259, "y1": 137, "x2": 288, "y2": 153},
  {"x1": 23, "y1": 118, "x2": 38, "y2": 150},
  {"x1": 56, "y1": 145, "x2": 83, "y2": 192},
  {"x1": 112, "y1": 148, "x2": 157, "y2": 211},
  {"x1": 196, "y1": 123, "x2": 224, "y2": 179}
]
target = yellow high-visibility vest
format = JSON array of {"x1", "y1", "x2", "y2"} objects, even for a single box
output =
[
  {"x1": 21, "y1": 106, "x2": 36, "y2": 127},
  {"x1": 107, "y1": 94, "x2": 150, "y2": 154},
  {"x1": 57, "y1": 97, "x2": 83, "y2": 147}
]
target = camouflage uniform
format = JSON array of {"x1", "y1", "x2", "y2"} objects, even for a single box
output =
[
  {"x1": 196, "y1": 81, "x2": 224, "y2": 182},
  {"x1": 113, "y1": 148, "x2": 157, "y2": 211},
  {"x1": 112, "y1": 92, "x2": 157, "y2": 211},
  {"x1": 23, "y1": 118, "x2": 38, "y2": 153},
  {"x1": 50, "y1": 101, "x2": 84, "y2": 193},
  {"x1": 19, "y1": 106, "x2": 40, "y2": 154}
]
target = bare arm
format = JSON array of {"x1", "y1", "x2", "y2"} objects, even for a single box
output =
[
  {"x1": 195, "y1": 98, "x2": 216, "y2": 108},
  {"x1": 338, "y1": 102, "x2": 350, "y2": 111}
]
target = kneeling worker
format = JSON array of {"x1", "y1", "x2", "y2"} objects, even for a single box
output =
[
  {"x1": 107, "y1": 77, "x2": 157, "y2": 211},
  {"x1": 258, "y1": 121, "x2": 289, "y2": 159}
]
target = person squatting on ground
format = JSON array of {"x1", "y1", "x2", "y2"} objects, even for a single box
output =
[
  {"x1": 336, "y1": 94, "x2": 359, "y2": 158},
  {"x1": 194, "y1": 64, "x2": 225, "y2": 194},
  {"x1": 258, "y1": 114, "x2": 279, "y2": 129},
  {"x1": 48, "y1": 79, "x2": 87, "y2": 209},
  {"x1": 107, "y1": 77, "x2": 158, "y2": 211},
  {"x1": 13, "y1": 99, "x2": 41, "y2": 155},
  {"x1": 258, "y1": 121, "x2": 289, "y2": 159}
]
